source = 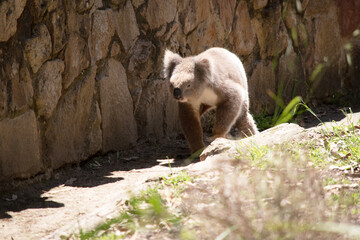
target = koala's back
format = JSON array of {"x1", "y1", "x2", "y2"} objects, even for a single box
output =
[{"x1": 197, "y1": 47, "x2": 248, "y2": 89}]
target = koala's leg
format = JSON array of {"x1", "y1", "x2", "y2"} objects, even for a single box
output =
[
  {"x1": 212, "y1": 100, "x2": 241, "y2": 139},
  {"x1": 178, "y1": 102, "x2": 205, "y2": 153},
  {"x1": 236, "y1": 100, "x2": 259, "y2": 138},
  {"x1": 236, "y1": 112, "x2": 259, "y2": 138}
]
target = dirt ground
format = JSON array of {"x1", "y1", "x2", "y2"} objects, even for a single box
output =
[
  {"x1": 0, "y1": 139, "x2": 195, "y2": 240},
  {"x1": 0, "y1": 104, "x2": 359, "y2": 240}
]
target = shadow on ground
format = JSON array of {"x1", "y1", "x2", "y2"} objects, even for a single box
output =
[
  {"x1": 0, "y1": 138, "x2": 194, "y2": 219},
  {"x1": 300, "y1": 105, "x2": 360, "y2": 128}
]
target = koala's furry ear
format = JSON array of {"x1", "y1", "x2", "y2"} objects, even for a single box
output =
[
  {"x1": 195, "y1": 58, "x2": 211, "y2": 81},
  {"x1": 163, "y1": 50, "x2": 182, "y2": 79}
]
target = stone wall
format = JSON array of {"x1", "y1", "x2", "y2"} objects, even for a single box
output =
[{"x1": 0, "y1": 0, "x2": 359, "y2": 181}]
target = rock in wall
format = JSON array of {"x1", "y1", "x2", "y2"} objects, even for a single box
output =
[{"x1": 0, "y1": 0, "x2": 359, "y2": 181}]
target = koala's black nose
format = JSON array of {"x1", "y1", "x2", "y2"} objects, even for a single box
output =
[{"x1": 173, "y1": 88, "x2": 182, "y2": 98}]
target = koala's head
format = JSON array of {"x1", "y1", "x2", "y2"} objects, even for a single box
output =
[{"x1": 163, "y1": 50, "x2": 211, "y2": 102}]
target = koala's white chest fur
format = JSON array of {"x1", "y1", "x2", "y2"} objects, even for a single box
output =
[{"x1": 193, "y1": 87, "x2": 218, "y2": 109}]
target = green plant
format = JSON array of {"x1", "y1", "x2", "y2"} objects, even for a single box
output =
[
  {"x1": 166, "y1": 156, "x2": 173, "y2": 175},
  {"x1": 162, "y1": 171, "x2": 193, "y2": 198},
  {"x1": 319, "y1": 114, "x2": 360, "y2": 165},
  {"x1": 235, "y1": 141, "x2": 270, "y2": 168},
  {"x1": 323, "y1": 176, "x2": 352, "y2": 186},
  {"x1": 120, "y1": 187, "x2": 182, "y2": 232},
  {"x1": 254, "y1": 110, "x2": 273, "y2": 131},
  {"x1": 306, "y1": 140, "x2": 330, "y2": 168},
  {"x1": 254, "y1": 95, "x2": 308, "y2": 131},
  {"x1": 274, "y1": 96, "x2": 302, "y2": 126},
  {"x1": 323, "y1": 177, "x2": 338, "y2": 186},
  {"x1": 162, "y1": 171, "x2": 192, "y2": 188}
]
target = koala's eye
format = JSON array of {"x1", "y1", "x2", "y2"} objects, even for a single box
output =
[{"x1": 187, "y1": 84, "x2": 191, "y2": 88}]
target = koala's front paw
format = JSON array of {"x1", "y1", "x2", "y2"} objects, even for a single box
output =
[
  {"x1": 206, "y1": 133, "x2": 235, "y2": 143},
  {"x1": 204, "y1": 135, "x2": 213, "y2": 144},
  {"x1": 208, "y1": 134, "x2": 226, "y2": 142}
]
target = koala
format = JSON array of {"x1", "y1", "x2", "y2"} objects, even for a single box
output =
[{"x1": 163, "y1": 47, "x2": 258, "y2": 153}]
